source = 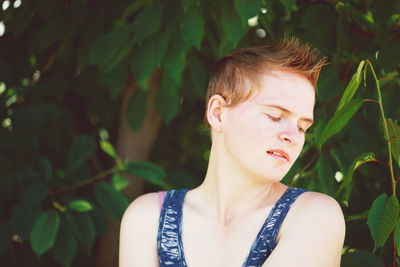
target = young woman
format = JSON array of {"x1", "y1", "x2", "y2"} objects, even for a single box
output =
[{"x1": 119, "y1": 38, "x2": 346, "y2": 267}]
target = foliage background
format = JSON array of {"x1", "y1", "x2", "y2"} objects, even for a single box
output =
[{"x1": 0, "y1": 0, "x2": 399, "y2": 266}]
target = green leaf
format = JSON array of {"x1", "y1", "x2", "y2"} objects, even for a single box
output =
[
  {"x1": 335, "y1": 152, "x2": 376, "y2": 196},
  {"x1": 386, "y1": 119, "x2": 400, "y2": 168},
  {"x1": 64, "y1": 212, "x2": 95, "y2": 252},
  {"x1": 122, "y1": 161, "x2": 167, "y2": 187},
  {"x1": 89, "y1": 24, "x2": 134, "y2": 72},
  {"x1": 103, "y1": 57, "x2": 130, "y2": 101},
  {"x1": 341, "y1": 250, "x2": 384, "y2": 267},
  {"x1": 316, "y1": 154, "x2": 335, "y2": 195},
  {"x1": 30, "y1": 210, "x2": 60, "y2": 256},
  {"x1": 395, "y1": 219, "x2": 400, "y2": 256},
  {"x1": 318, "y1": 98, "x2": 364, "y2": 150},
  {"x1": 234, "y1": 0, "x2": 261, "y2": 26},
  {"x1": 126, "y1": 89, "x2": 147, "y2": 131},
  {"x1": 131, "y1": 33, "x2": 171, "y2": 89},
  {"x1": 112, "y1": 173, "x2": 130, "y2": 191},
  {"x1": 155, "y1": 73, "x2": 181, "y2": 124},
  {"x1": 337, "y1": 61, "x2": 366, "y2": 111},
  {"x1": 94, "y1": 183, "x2": 130, "y2": 221},
  {"x1": 68, "y1": 200, "x2": 93, "y2": 212},
  {"x1": 180, "y1": 5, "x2": 205, "y2": 49},
  {"x1": 367, "y1": 194, "x2": 399, "y2": 252},
  {"x1": 278, "y1": 0, "x2": 297, "y2": 18},
  {"x1": 131, "y1": 1, "x2": 165, "y2": 43},
  {"x1": 162, "y1": 37, "x2": 190, "y2": 84},
  {"x1": 66, "y1": 135, "x2": 96, "y2": 172},
  {"x1": 100, "y1": 140, "x2": 117, "y2": 159},
  {"x1": 50, "y1": 220, "x2": 77, "y2": 267},
  {"x1": 11, "y1": 183, "x2": 48, "y2": 241},
  {"x1": 219, "y1": 2, "x2": 247, "y2": 54},
  {"x1": 187, "y1": 52, "x2": 207, "y2": 99}
]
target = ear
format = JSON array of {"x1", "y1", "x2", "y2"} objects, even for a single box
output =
[{"x1": 206, "y1": 94, "x2": 227, "y2": 132}]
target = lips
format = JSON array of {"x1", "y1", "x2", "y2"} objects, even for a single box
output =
[{"x1": 266, "y1": 149, "x2": 290, "y2": 162}]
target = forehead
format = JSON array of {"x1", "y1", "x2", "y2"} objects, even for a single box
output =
[{"x1": 244, "y1": 70, "x2": 315, "y2": 116}]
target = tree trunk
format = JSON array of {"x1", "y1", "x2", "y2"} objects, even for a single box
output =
[{"x1": 96, "y1": 73, "x2": 162, "y2": 267}]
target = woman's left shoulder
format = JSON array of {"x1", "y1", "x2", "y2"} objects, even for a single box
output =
[
  {"x1": 288, "y1": 188, "x2": 346, "y2": 231},
  {"x1": 295, "y1": 189, "x2": 344, "y2": 214}
]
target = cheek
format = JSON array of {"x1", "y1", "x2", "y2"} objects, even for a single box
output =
[{"x1": 242, "y1": 115, "x2": 273, "y2": 141}]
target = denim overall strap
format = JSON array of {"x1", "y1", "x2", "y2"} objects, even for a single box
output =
[
  {"x1": 157, "y1": 189, "x2": 190, "y2": 267},
  {"x1": 243, "y1": 187, "x2": 309, "y2": 267}
]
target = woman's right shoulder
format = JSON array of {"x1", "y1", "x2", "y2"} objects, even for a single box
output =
[
  {"x1": 119, "y1": 192, "x2": 164, "y2": 267},
  {"x1": 122, "y1": 192, "x2": 163, "y2": 222}
]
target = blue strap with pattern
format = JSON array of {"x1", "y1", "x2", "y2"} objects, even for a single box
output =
[
  {"x1": 157, "y1": 187, "x2": 308, "y2": 267},
  {"x1": 242, "y1": 187, "x2": 308, "y2": 266}
]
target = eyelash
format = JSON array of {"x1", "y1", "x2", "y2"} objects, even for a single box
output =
[{"x1": 266, "y1": 114, "x2": 306, "y2": 133}]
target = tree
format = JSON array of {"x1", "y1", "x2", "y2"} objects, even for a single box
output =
[{"x1": 0, "y1": 0, "x2": 399, "y2": 266}]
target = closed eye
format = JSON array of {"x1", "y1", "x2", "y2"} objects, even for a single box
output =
[{"x1": 266, "y1": 114, "x2": 281, "y2": 122}]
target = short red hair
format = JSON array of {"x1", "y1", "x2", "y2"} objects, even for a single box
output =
[{"x1": 204, "y1": 37, "x2": 327, "y2": 126}]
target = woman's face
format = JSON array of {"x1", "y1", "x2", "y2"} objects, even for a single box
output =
[{"x1": 220, "y1": 70, "x2": 315, "y2": 182}]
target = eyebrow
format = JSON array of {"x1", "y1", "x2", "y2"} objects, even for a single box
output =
[{"x1": 261, "y1": 104, "x2": 314, "y2": 126}]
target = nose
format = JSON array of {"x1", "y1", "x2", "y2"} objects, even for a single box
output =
[{"x1": 278, "y1": 129, "x2": 300, "y2": 145}]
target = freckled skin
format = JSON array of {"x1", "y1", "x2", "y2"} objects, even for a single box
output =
[{"x1": 221, "y1": 70, "x2": 315, "y2": 183}]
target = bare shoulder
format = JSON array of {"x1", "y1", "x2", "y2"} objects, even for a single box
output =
[
  {"x1": 122, "y1": 192, "x2": 161, "y2": 221},
  {"x1": 285, "y1": 191, "x2": 346, "y2": 237},
  {"x1": 119, "y1": 192, "x2": 161, "y2": 267},
  {"x1": 295, "y1": 191, "x2": 345, "y2": 225},
  {"x1": 266, "y1": 191, "x2": 346, "y2": 267}
]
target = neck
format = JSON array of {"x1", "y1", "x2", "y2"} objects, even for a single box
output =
[{"x1": 195, "y1": 143, "x2": 280, "y2": 226}]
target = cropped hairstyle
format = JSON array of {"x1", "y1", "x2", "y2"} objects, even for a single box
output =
[{"x1": 203, "y1": 37, "x2": 327, "y2": 127}]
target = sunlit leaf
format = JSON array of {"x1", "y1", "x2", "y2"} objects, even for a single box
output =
[
  {"x1": 94, "y1": 183, "x2": 129, "y2": 221},
  {"x1": 100, "y1": 140, "x2": 117, "y2": 159},
  {"x1": 30, "y1": 210, "x2": 60, "y2": 256},
  {"x1": 336, "y1": 152, "x2": 376, "y2": 196},
  {"x1": 318, "y1": 98, "x2": 363, "y2": 150},
  {"x1": 112, "y1": 173, "x2": 130, "y2": 191},
  {"x1": 367, "y1": 194, "x2": 399, "y2": 252},
  {"x1": 337, "y1": 61, "x2": 366, "y2": 110},
  {"x1": 386, "y1": 119, "x2": 400, "y2": 168},
  {"x1": 68, "y1": 200, "x2": 93, "y2": 212}
]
